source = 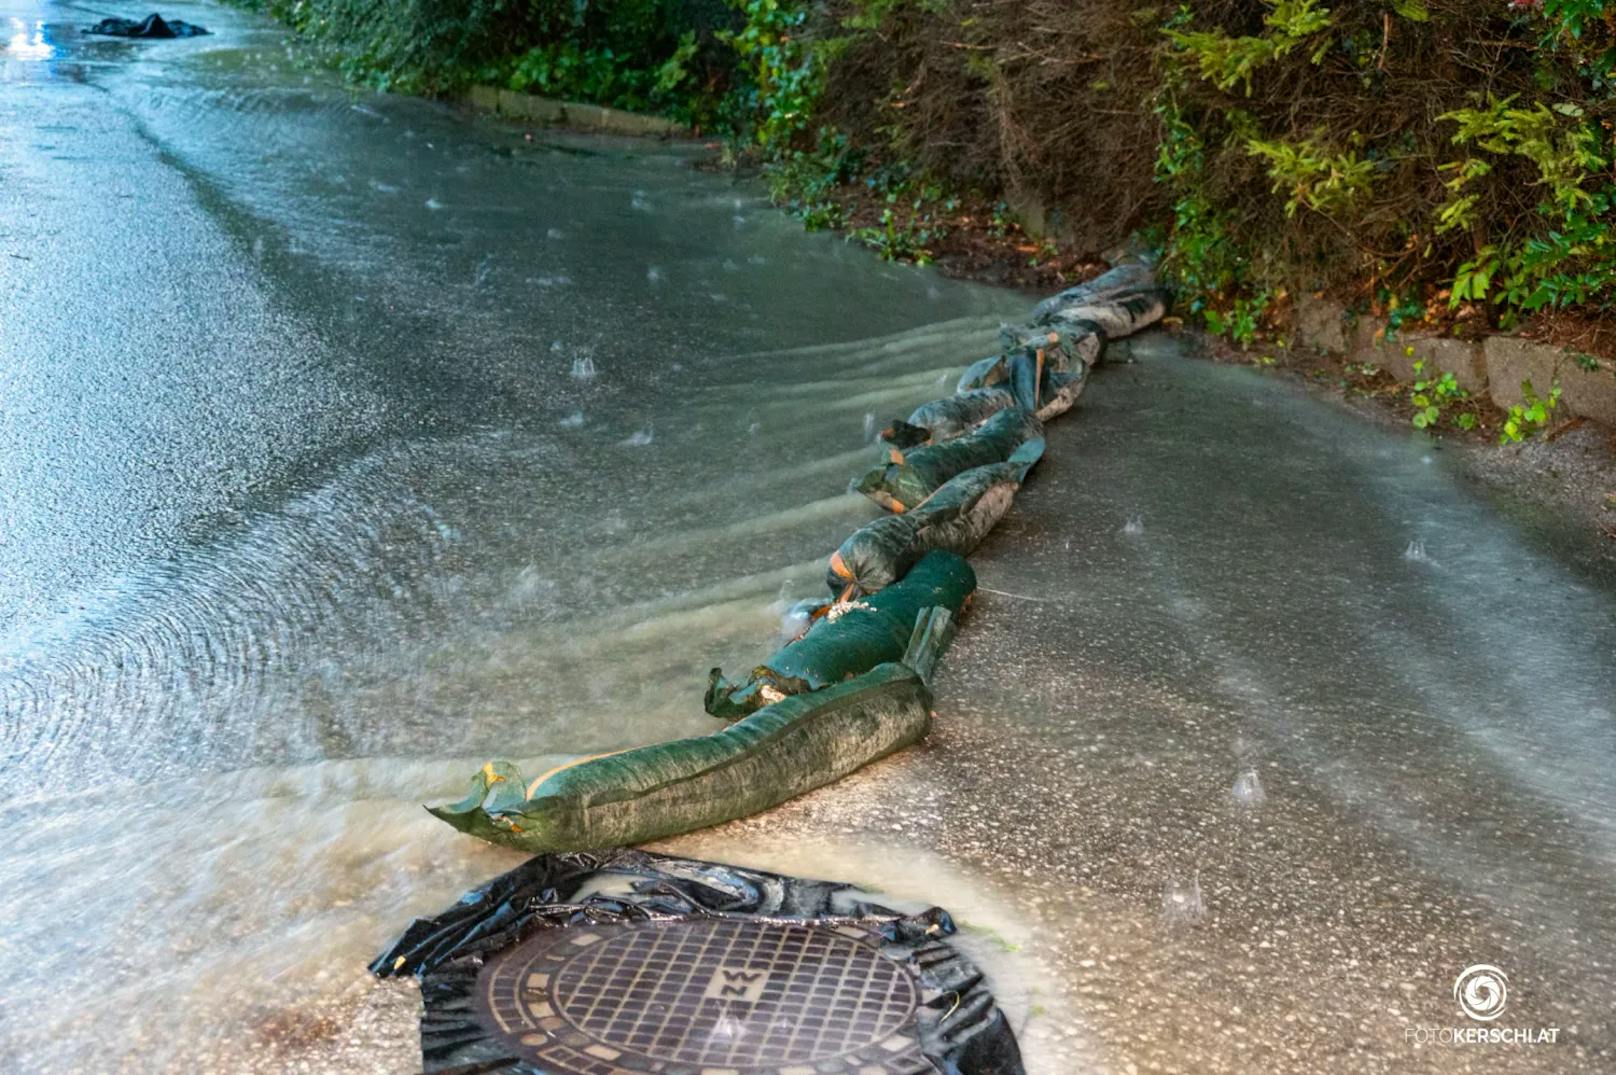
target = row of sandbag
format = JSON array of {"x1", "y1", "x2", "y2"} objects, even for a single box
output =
[
  {"x1": 430, "y1": 259, "x2": 1168, "y2": 852},
  {"x1": 770, "y1": 258, "x2": 1166, "y2": 613}
]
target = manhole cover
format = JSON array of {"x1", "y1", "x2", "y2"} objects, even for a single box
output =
[
  {"x1": 375, "y1": 850, "x2": 1024, "y2": 1074},
  {"x1": 479, "y1": 916, "x2": 930, "y2": 1074}
]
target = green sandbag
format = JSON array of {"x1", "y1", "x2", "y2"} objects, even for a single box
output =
[
  {"x1": 881, "y1": 386, "x2": 1017, "y2": 450},
  {"x1": 957, "y1": 323, "x2": 1102, "y2": 421},
  {"x1": 705, "y1": 550, "x2": 975, "y2": 719},
  {"x1": 853, "y1": 407, "x2": 1042, "y2": 513},
  {"x1": 886, "y1": 330, "x2": 1086, "y2": 452},
  {"x1": 1037, "y1": 291, "x2": 1167, "y2": 341},
  {"x1": 953, "y1": 350, "x2": 1040, "y2": 412},
  {"x1": 1029, "y1": 259, "x2": 1160, "y2": 323},
  {"x1": 429, "y1": 608, "x2": 956, "y2": 853},
  {"x1": 1011, "y1": 321, "x2": 1100, "y2": 420},
  {"x1": 964, "y1": 327, "x2": 1092, "y2": 421},
  {"x1": 830, "y1": 452, "x2": 1041, "y2": 597},
  {"x1": 997, "y1": 321, "x2": 1104, "y2": 374}
]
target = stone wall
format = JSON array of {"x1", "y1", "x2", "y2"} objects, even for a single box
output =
[{"x1": 1290, "y1": 296, "x2": 1616, "y2": 427}]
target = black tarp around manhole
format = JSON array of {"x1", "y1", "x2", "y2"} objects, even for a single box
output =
[{"x1": 373, "y1": 849, "x2": 1024, "y2": 1075}]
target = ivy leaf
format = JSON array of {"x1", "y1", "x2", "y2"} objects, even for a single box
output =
[{"x1": 1392, "y1": 0, "x2": 1429, "y2": 21}]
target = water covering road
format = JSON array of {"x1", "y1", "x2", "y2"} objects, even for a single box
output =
[{"x1": 2, "y1": 3, "x2": 1614, "y2": 1073}]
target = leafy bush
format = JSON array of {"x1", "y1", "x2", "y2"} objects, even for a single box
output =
[
  {"x1": 1408, "y1": 357, "x2": 1477, "y2": 431},
  {"x1": 242, "y1": 0, "x2": 742, "y2": 124},
  {"x1": 1158, "y1": 0, "x2": 1616, "y2": 333},
  {"x1": 1501, "y1": 380, "x2": 1563, "y2": 443},
  {"x1": 722, "y1": 0, "x2": 829, "y2": 146},
  {"x1": 242, "y1": 0, "x2": 558, "y2": 93}
]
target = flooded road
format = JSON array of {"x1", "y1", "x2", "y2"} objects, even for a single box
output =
[{"x1": 2, "y1": 2, "x2": 1614, "y2": 1073}]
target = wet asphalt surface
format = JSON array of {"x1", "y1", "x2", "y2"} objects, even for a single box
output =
[
  {"x1": 678, "y1": 332, "x2": 1616, "y2": 1074},
  {"x1": 3, "y1": 2, "x2": 1615, "y2": 1073}
]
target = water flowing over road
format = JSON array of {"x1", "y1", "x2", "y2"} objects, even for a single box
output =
[{"x1": 3, "y1": 3, "x2": 1614, "y2": 1072}]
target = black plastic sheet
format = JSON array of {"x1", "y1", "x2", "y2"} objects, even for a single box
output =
[
  {"x1": 374, "y1": 850, "x2": 1025, "y2": 1075},
  {"x1": 86, "y1": 14, "x2": 209, "y2": 38}
]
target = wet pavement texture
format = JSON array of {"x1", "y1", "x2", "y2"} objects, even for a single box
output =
[{"x1": 2, "y1": 2, "x2": 1614, "y2": 1073}]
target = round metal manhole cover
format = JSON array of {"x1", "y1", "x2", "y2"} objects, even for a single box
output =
[{"x1": 478, "y1": 916, "x2": 931, "y2": 1074}]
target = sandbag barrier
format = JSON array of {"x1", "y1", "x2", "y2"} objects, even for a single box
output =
[
  {"x1": 431, "y1": 256, "x2": 1167, "y2": 854},
  {"x1": 435, "y1": 605, "x2": 959, "y2": 850},
  {"x1": 853, "y1": 407, "x2": 1045, "y2": 514}
]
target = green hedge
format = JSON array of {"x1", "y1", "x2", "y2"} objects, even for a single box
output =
[
  {"x1": 1157, "y1": 0, "x2": 1616, "y2": 335},
  {"x1": 245, "y1": 0, "x2": 742, "y2": 126}
]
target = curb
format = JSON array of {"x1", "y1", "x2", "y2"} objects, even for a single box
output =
[
  {"x1": 464, "y1": 85, "x2": 689, "y2": 138},
  {"x1": 1292, "y1": 295, "x2": 1616, "y2": 427}
]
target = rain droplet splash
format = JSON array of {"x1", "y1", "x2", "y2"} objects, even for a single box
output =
[
  {"x1": 1232, "y1": 769, "x2": 1266, "y2": 807},
  {"x1": 863, "y1": 413, "x2": 877, "y2": 443},
  {"x1": 507, "y1": 566, "x2": 559, "y2": 607},
  {"x1": 558, "y1": 411, "x2": 585, "y2": 429},
  {"x1": 777, "y1": 597, "x2": 826, "y2": 644},
  {"x1": 1404, "y1": 539, "x2": 1434, "y2": 564},
  {"x1": 570, "y1": 355, "x2": 597, "y2": 382},
  {"x1": 1161, "y1": 873, "x2": 1207, "y2": 923},
  {"x1": 622, "y1": 426, "x2": 654, "y2": 447},
  {"x1": 1122, "y1": 516, "x2": 1145, "y2": 536}
]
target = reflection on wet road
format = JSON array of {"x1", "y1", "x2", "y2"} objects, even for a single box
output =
[{"x1": 2, "y1": 2, "x2": 1613, "y2": 1072}]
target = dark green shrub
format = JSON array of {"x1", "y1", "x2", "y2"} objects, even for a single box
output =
[
  {"x1": 246, "y1": 0, "x2": 743, "y2": 124},
  {"x1": 1158, "y1": 0, "x2": 1616, "y2": 332}
]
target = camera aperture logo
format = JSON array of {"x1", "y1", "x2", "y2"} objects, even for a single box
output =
[
  {"x1": 1404, "y1": 963, "x2": 1560, "y2": 1048},
  {"x1": 1453, "y1": 964, "x2": 1508, "y2": 1021}
]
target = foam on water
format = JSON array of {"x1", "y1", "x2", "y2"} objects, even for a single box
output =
[{"x1": 0, "y1": 754, "x2": 543, "y2": 1072}]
